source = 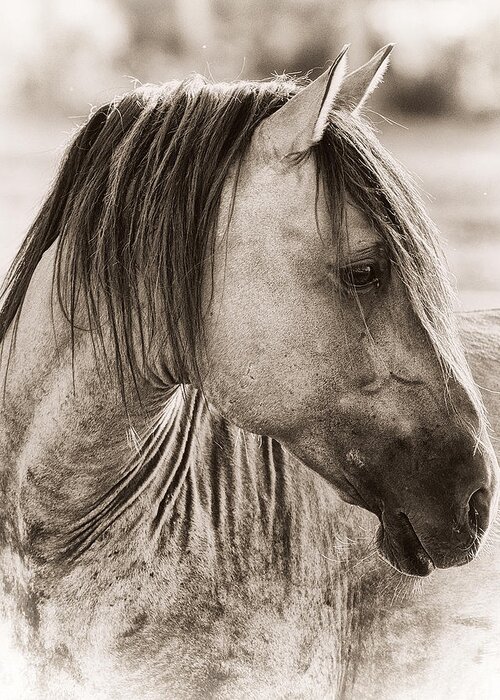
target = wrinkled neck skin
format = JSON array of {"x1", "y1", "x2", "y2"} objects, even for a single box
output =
[{"x1": 1, "y1": 244, "x2": 500, "y2": 699}]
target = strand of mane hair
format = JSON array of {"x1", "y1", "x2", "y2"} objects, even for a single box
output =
[{"x1": 0, "y1": 105, "x2": 113, "y2": 344}]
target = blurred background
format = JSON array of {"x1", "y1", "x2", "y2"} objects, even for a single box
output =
[{"x1": 1, "y1": 0, "x2": 500, "y2": 310}]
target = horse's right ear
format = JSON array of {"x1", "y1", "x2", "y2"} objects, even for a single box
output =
[
  {"x1": 254, "y1": 45, "x2": 350, "y2": 159},
  {"x1": 337, "y1": 44, "x2": 395, "y2": 112}
]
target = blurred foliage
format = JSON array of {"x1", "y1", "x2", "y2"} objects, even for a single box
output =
[
  {"x1": 1, "y1": 0, "x2": 500, "y2": 116},
  {"x1": 369, "y1": 0, "x2": 500, "y2": 115}
]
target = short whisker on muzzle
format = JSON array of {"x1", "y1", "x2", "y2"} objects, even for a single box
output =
[
  {"x1": 479, "y1": 528, "x2": 495, "y2": 555},
  {"x1": 463, "y1": 536, "x2": 480, "y2": 554},
  {"x1": 468, "y1": 502, "x2": 480, "y2": 534},
  {"x1": 452, "y1": 510, "x2": 482, "y2": 555},
  {"x1": 374, "y1": 568, "x2": 417, "y2": 602},
  {"x1": 343, "y1": 539, "x2": 380, "y2": 576},
  {"x1": 390, "y1": 573, "x2": 422, "y2": 606}
]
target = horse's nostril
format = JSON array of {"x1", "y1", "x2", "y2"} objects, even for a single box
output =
[{"x1": 467, "y1": 487, "x2": 490, "y2": 535}]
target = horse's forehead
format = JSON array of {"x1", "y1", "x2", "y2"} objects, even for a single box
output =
[
  {"x1": 226, "y1": 159, "x2": 377, "y2": 248},
  {"x1": 345, "y1": 204, "x2": 370, "y2": 231},
  {"x1": 234, "y1": 151, "x2": 316, "y2": 201},
  {"x1": 221, "y1": 157, "x2": 326, "y2": 241}
]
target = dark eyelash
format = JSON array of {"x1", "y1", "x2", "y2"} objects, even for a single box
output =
[{"x1": 339, "y1": 255, "x2": 390, "y2": 294}]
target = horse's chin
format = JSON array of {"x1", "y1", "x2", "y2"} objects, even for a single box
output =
[
  {"x1": 335, "y1": 485, "x2": 435, "y2": 576},
  {"x1": 376, "y1": 518, "x2": 435, "y2": 578}
]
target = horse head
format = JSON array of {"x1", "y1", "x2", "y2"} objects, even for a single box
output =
[{"x1": 199, "y1": 46, "x2": 499, "y2": 576}]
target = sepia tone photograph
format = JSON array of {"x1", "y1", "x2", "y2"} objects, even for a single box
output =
[{"x1": 1, "y1": 0, "x2": 499, "y2": 697}]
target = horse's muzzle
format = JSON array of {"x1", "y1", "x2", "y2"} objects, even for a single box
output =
[{"x1": 377, "y1": 486, "x2": 493, "y2": 577}]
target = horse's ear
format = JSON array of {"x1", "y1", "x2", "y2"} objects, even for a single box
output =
[
  {"x1": 255, "y1": 44, "x2": 350, "y2": 158},
  {"x1": 337, "y1": 44, "x2": 395, "y2": 112}
]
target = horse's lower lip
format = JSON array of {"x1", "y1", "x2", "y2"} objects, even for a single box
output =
[{"x1": 376, "y1": 516, "x2": 436, "y2": 577}]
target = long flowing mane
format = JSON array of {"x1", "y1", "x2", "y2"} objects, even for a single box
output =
[{"x1": 0, "y1": 74, "x2": 487, "y2": 440}]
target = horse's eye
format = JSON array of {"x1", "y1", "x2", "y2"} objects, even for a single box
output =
[{"x1": 340, "y1": 260, "x2": 385, "y2": 294}]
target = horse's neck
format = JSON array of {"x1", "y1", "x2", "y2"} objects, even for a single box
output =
[
  {"x1": 0, "y1": 244, "x2": 353, "y2": 576},
  {"x1": 0, "y1": 245, "x2": 176, "y2": 552}
]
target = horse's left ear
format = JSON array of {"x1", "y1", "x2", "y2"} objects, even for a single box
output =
[
  {"x1": 255, "y1": 44, "x2": 350, "y2": 159},
  {"x1": 337, "y1": 44, "x2": 395, "y2": 112}
]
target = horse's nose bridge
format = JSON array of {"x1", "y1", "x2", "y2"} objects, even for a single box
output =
[
  {"x1": 367, "y1": 392, "x2": 494, "y2": 502},
  {"x1": 355, "y1": 353, "x2": 450, "y2": 416},
  {"x1": 383, "y1": 371, "x2": 481, "y2": 453},
  {"x1": 403, "y1": 428, "x2": 492, "y2": 497},
  {"x1": 357, "y1": 314, "x2": 445, "y2": 394}
]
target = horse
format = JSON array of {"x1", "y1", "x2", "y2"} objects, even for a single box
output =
[{"x1": 1, "y1": 44, "x2": 499, "y2": 699}]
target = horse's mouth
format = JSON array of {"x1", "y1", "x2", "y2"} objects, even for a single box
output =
[
  {"x1": 376, "y1": 513, "x2": 435, "y2": 577},
  {"x1": 339, "y1": 475, "x2": 435, "y2": 577}
]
